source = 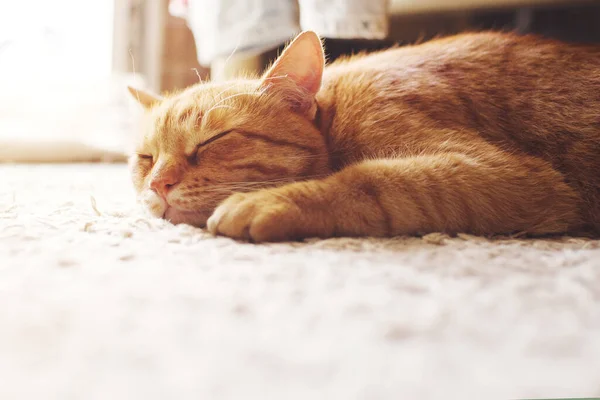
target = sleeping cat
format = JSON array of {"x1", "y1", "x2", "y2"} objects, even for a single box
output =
[{"x1": 128, "y1": 31, "x2": 600, "y2": 242}]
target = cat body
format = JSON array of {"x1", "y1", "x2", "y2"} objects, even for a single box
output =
[{"x1": 130, "y1": 31, "x2": 600, "y2": 241}]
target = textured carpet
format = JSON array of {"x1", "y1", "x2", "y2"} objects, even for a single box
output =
[{"x1": 1, "y1": 164, "x2": 599, "y2": 400}]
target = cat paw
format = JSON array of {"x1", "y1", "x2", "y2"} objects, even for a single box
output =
[{"x1": 207, "y1": 191, "x2": 307, "y2": 242}]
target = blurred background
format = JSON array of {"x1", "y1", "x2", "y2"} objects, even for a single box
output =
[{"x1": 0, "y1": 0, "x2": 599, "y2": 163}]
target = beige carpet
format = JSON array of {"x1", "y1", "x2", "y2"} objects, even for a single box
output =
[{"x1": 1, "y1": 163, "x2": 599, "y2": 400}]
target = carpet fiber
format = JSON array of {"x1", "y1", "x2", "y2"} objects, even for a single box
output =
[{"x1": 1, "y1": 164, "x2": 599, "y2": 400}]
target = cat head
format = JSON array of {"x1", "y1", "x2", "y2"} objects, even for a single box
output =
[{"x1": 128, "y1": 31, "x2": 331, "y2": 227}]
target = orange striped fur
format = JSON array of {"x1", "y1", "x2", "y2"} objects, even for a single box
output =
[{"x1": 129, "y1": 31, "x2": 600, "y2": 241}]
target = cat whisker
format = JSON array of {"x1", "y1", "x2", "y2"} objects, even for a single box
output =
[
  {"x1": 202, "y1": 175, "x2": 330, "y2": 192},
  {"x1": 128, "y1": 49, "x2": 141, "y2": 104},
  {"x1": 268, "y1": 154, "x2": 328, "y2": 161},
  {"x1": 192, "y1": 68, "x2": 203, "y2": 83},
  {"x1": 223, "y1": 39, "x2": 241, "y2": 72},
  {"x1": 211, "y1": 179, "x2": 292, "y2": 187},
  {"x1": 208, "y1": 76, "x2": 287, "y2": 113},
  {"x1": 204, "y1": 104, "x2": 235, "y2": 118},
  {"x1": 213, "y1": 81, "x2": 254, "y2": 101},
  {"x1": 214, "y1": 91, "x2": 263, "y2": 106},
  {"x1": 204, "y1": 91, "x2": 265, "y2": 118},
  {"x1": 210, "y1": 76, "x2": 283, "y2": 105},
  {"x1": 262, "y1": 74, "x2": 289, "y2": 81},
  {"x1": 232, "y1": 173, "x2": 330, "y2": 184}
]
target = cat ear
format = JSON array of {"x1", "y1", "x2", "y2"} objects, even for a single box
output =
[
  {"x1": 260, "y1": 31, "x2": 325, "y2": 119},
  {"x1": 127, "y1": 86, "x2": 163, "y2": 109}
]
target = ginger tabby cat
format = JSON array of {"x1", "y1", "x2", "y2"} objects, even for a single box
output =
[{"x1": 129, "y1": 31, "x2": 600, "y2": 242}]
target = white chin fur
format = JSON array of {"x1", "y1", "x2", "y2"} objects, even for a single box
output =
[{"x1": 139, "y1": 190, "x2": 166, "y2": 218}]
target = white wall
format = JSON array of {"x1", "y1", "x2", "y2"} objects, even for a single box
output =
[
  {"x1": 0, "y1": 0, "x2": 139, "y2": 162},
  {"x1": 0, "y1": 0, "x2": 114, "y2": 80}
]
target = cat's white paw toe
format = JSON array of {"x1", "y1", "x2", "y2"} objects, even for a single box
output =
[{"x1": 207, "y1": 191, "x2": 301, "y2": 242}]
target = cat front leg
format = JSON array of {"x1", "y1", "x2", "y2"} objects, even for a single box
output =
[
  {"x1": 206, "y1": 180, "x2": 341, "y2": 242},
  {"x1": 207, "y1": 152, "x2": 583, "y2": 242}
]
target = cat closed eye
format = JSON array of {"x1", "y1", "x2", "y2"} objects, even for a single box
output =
[
  {"x1": 190, "y1": 130, "x2": 234, "y2": 163},
  {"x1": 195, "y1": 130, "x2": 234, "y2": 149},
  {"x1": 137, "y1": 154, "x2": 153, "y2": 162}
]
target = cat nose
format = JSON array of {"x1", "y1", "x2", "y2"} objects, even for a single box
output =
[{"x1": 150, "y1": 172, "x2": 181, "y2": 199}]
